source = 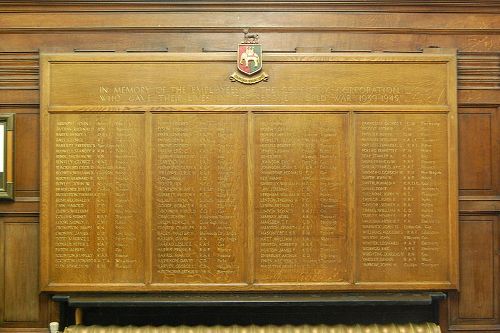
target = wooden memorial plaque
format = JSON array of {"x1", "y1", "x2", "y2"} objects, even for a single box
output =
[
  {"x1": 151, "y1": 114, "x2": 247, "y2": 284},
  {"x1": 254, "y1": 114, "x2": 348, "y2": 283},
  {"x1": 40, "y1": 52, "x2": 458, "y2": 291}
]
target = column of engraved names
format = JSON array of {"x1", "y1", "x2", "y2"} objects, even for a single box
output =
[
  {"x1": 154, "y1": 119, "x2": 196, "y2": 278},
  {"x1": 356, "y1": 114, "x2": 449, "y2": 281},
  {"x1": 52, "y1": 115, "x2": 144, "y2": 283},
  {"x1": 255, "y1": 114, "x2": 347, "y2": 283},
  {"x1": 152, "y1": 115, "x2": 245, "y2": 284},
  {"x1": 53, "y1": 119, "x2": 94, "y2": 272}
]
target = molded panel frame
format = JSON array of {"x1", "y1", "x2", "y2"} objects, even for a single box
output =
[{"x1": 39, "y1": 51, "x2": 459, "y2": 292}]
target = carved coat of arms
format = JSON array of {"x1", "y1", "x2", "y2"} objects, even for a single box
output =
[
  {"x1": 230, "y1": 30, "x2": 268, "y2": 84},
  {"x1": 238, "y1": 44, "x2": 262, "y2": 75}
]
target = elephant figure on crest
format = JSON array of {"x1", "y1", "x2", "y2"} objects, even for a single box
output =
[{"x1": 240, "y1": 46, "x2": 260, "y2": 67}]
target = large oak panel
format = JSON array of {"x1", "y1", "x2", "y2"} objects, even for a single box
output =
[{"x1": 40, "y1": 52, "x2": 457, "y2": 292}]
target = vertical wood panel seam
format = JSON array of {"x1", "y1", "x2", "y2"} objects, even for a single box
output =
[
  {"x1": 349, "y1": 111, "x2": 356, "y2": 284},
  {"x1": 247, "y1": 111, "x2": 254, "y2": 285},
  {"x1": 145, "y1": 111, "x2": 152, "y2": 286},
  {"x1": 449, "y1": 56, "x2": 459, "y2": 288}
]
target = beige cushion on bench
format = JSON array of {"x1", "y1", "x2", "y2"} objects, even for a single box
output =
[{"x1": 64, "y1": 324, "x2": 440, "y2": 333}]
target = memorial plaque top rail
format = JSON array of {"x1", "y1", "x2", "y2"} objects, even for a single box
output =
[{"x1": 41, "y1": 52, "x2": 455, "y2": 111}]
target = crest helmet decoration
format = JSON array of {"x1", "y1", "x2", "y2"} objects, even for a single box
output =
[{"x1": 230, "y1": 29, "x2": 269, "y2": 84}]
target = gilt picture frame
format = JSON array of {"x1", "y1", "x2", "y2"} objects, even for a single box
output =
[{"x1": 0, "y1": 113, "x2": 15, "y2": 200}]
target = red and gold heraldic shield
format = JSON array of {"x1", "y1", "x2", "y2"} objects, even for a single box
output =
[{"x1": 237, "y1": 44, "x2": 262, "y2": 75}]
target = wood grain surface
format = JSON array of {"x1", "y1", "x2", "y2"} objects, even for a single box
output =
[{"x1": 39, "y1": 52, "x2": 458, "y2": 292}]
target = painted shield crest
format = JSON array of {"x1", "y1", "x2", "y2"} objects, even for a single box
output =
[{"x1": 237, "y1": 44, "x2": 262, "y2": 75}]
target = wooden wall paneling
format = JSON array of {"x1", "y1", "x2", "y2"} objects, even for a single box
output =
[
  {"x1": 497, "y1": 217, "x2": 500, "y2": 327},
  {"x1": 0, "y1": 52, "x2": 38, "y2": 90},
  {"x1": 459, "y1": 90, "x2": 500, "y2": 110},
  {"x1": 449, "y1": 215, "x2": 500, "y2": 331},
  {"x1": 0, "y1": 11, "x2": 499, "y2": 33},
  {"x1": 458, "y1": 53, "x2": 500, "y2": 90},
  {"x1": 0, "y1": 1, "x2": 500, "y2": 13},
  {"x1": 0, "y1": 218, "x2": 50, "y2": 332},
  {"x1": 439, "y1": 298, "x2": 450, "y2": 333},
  {"x1": 0, "y1": 9, "x2": 498, "y2": 54},
  {"x1": 458, "y1": 107, "x2": 496, "y2": 194},
  {"x1": 0, "y1": 220, "x2": 4, "y2": 326},
  {"x1": 2, "y1": 33, "x2": 500, "y2": 55},
  {"x1": 0, "y1": 1, "x2": 497, "y2": 331},
  {"x1": 459, "y1": 218, "x2": 495, "y2": 320},
  {"x1": 0, "y1": 201, "x2": 38, "y2": 216},
  {"x1": 1, "y1": 220, "x2": 39, "y2": 323},
  {"x1": 0, "y1": 90, "x2": 38, "y2": 105},
  {"x1": 494, "y1": 107, "x2": 500, "y2": 195},
  {"x1": 0, "y1": 52, "x2": 39, "y2": 105},
  {"x1": 0, "y1": 47, "x2": 45, "y2": 328},
  {"x1": 14, "y1": 113, "x2": 39, "y2": 198},
  {"x1": 457, "y1": 105, "x2": 500, "y2": 216}
]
